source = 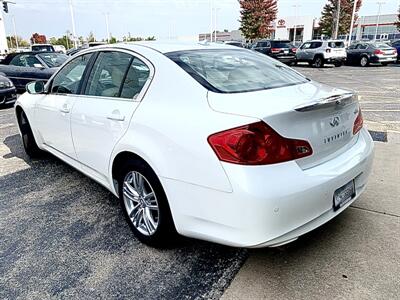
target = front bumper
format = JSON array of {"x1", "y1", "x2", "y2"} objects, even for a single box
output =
[
  {"x1": 0, "y1": 87, "x2": 17, "y2": 106},
  {"x1": 163, "y1": 128, "x2": 374, "y2": 248}
]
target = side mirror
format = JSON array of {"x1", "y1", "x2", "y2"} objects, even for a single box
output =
[
  {"x1": 33, "y1": 63, "x2": 45, "y2": 69},
  {"x1": 26, "y1": 81, "x2": 46, "y2": 94}
]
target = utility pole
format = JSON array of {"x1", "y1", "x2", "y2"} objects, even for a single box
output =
[
  {"x1": 104, "y1": 12, "x2": 110, "y2": 43},
  {"x1": 348, "y1": 0, "x2": 357, "y2": 45},
  {"x1": 334, "y1": 0, "x2": 341, "y2": 39},
  {"x1": 65, "y1": 30, "x2": 70, "y2": 49},
  {"x1": 11, "y1": 14, "x2": 17, "y2": 50},
  {"x1": 68, "y1": 0, "x2": 77, "y2": 48},
  {"x1": 374, "y1": 2, "x2": 385, "y2": 41},
  {"x1": 292, "y1": 4, "x2": 300, "y2": 44}
]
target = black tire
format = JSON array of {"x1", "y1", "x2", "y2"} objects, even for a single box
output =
[
  {"x1": 334, "y1": 61, "x2": 343, "y2": 67},
  {"x1": 360, "y1": 56, "x2": 369, "y2": 67},
  {"x1": 313, "y1": 56, "x2": 324, "y2": 68},
  {"x1": 17, "y1": 110, "x2": 44, "y2": 158},
  {"x1": 117, "y1": 159, "x2": 177, "y2": 247}
]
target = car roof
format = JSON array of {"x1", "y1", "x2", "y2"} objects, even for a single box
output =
[{"x1": 94, "y1": 41, "x2": 245, "y2": 54}]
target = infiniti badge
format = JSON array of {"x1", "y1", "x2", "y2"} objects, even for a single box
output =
[{"x1": 330, "y1": 116, "x2": 340, "y2": 127}]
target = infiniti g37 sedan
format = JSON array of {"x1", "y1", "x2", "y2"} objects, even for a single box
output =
[{"x1": 15, "y1": 42, "x2": 374, "y2": 248}]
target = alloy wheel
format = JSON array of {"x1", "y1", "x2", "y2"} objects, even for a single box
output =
[
  {"x1": 360, "y1": 57, "x2": 368, "y2": 67},
  {"x1": 123, "y1": 171, "x2": 159, "y2": 236}
]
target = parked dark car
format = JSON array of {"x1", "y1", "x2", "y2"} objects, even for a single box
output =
[
  {"x1": 390, "y1": 40, "x2": 400, "y2": 62},
  {"x1": 0, "y1": 73, "x2": 17, "y2": 107},
  {"x1": 0, "y1": 52, "x2": 68, "y2": 91},
  {"x1": 346, "y1": 42, "x2": 397, "y2": 67},
  {"x1": 251, "y1": 39, "x2": 297, "y2": 65},
  {"x1": 224, "y1": 41, "x2": 244, "y2": 48}
]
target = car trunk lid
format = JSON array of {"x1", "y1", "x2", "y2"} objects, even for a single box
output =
[{"x1": 208, "y1": 81, "x2": 360, "y2": 169}]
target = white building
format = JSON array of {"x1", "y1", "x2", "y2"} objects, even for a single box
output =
[
  {"x1": 0, "y1": 12, "x2": 9, "y2": 54},
  {"x1": 273, "y1": 15, "x2": 318, "y2": 45}
]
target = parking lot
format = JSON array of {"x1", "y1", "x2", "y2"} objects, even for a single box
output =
[{"x1": 0, "y1": 65, "x2": 399, "y2": 299}]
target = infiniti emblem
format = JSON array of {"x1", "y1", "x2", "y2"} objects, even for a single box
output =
[{"x1": 330, "y1": 116, "x2": 340, "y2": 127}]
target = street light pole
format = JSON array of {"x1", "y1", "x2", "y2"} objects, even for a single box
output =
[
  {"x1": 11, "y1": 15, "x2": 18, "y2": 50},
  {"x1": 292, "y1": 4, "x2": 300, "y2": 44},
  {"x1": 334, "y1": 0, "x2": 341, "y2": 39},
  {"x1": 68, "y1": 0, "x2": 77, "y2": 48},
  {"x1": 209, "y1": 0, "x2": 213, "y2": 42},
  {"x1": 104, "y1": 12, "x2": 110, "y2": 43},
  {"x1": 374, "y1": 2, "x2": 385, "y2": 41},
  {"x1": 348, "y1": 0, "x2": 357, "y2": 44}
]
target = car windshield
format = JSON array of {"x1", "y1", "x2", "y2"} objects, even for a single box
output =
[
  {"x1": 328, "y1": 41, "x2": 345, "y2": 48},
  {"x1": 271, "y1": 41, "x2": 293, "y2": 48},
  {"x1": 166, "y1": 49, "x2": 308, "y2": 93},
  {"x1": 38, "y1": 53, "x2": 68, "y2": 68}
]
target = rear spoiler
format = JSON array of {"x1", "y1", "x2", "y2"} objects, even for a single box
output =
[{"x1": 294, "y1": 93, "x2": 356, "y2": 112}]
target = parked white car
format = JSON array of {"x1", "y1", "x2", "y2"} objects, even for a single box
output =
[
  {"x1": 15, "y1": 42, "x2": 374, "y2": 248},
  {"x1": 296, "y1": 40, "x2": 347, "y2": 67}
]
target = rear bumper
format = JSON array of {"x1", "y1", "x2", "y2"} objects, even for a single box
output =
[
  {"x1": 325, "y1": 56, "x2": 346, "y2": 63},
  {"x1": 163, "y1": 128, "x2": 374, "y2": 248},
  {"x1": 370, "y1": 55, "x2": 397, "y2": 63}
]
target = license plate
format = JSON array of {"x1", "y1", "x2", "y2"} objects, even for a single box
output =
[
  {"x1": 284, "y1": 50, "x2": 289, "y2": 54},
  {"x1": 333, "y1": 180, "x2": 355, "y2": 211}
]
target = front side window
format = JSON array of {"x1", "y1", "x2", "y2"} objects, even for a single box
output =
[
  {"x1": 51, "y1": 53, "x2": 92, "y2": 94},
  {"x1": 310, "y1": 42, "x2": 322, "y2": 49},
  {"x1": 167, "y1": 49, "x2": 308, "y2": 93},
  {"x1": 84, "y1": 51, "x2": 132, "y2": 98},
  {"x1": 10, "y1": 54, "x2": 41, "y2": 67}
]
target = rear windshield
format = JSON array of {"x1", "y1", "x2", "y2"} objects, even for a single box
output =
[
  {"x1": 328, "y1": 41, "x2": 345, "y2": 48},
  {"x1": 166, "y1": 49, "x2": 308, "y2": 93},
  {"x1": 32, "y1": 45, "x2": 54, "y2": 52},
  {"x1": 271, "y1": 41, "x2": 293, "y2": 48},
  {"x1": 374, "y1": 42, "x2": 392, "y2": 49}
]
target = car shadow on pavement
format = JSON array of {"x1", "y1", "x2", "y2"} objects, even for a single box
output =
[{"x1": 0, "y1": 133, "x2": 248, "y2": 300}]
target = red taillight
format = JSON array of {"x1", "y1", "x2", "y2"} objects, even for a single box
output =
[
  {"x1": 353, "y1": 109, "x2": 364, "y2": 135},
  {"x1": 292, "y1": 48, "x2": 297, "y2": 53},
  {"x1": 374, "y1": 49, "x2": 384, "y2": 55},
  {"x1": 271, "y1": 48, "x2": 281, "y2": 53},
  {"x1": 208, "y1": 122, "x2": 313, "y2": 165}
]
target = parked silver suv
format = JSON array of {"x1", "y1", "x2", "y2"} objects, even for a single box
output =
[{"x1": 296, "y1": 40, "x2": 347, "y2": 68}]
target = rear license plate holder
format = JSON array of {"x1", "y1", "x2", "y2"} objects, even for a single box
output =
[{"x1": 333, "y1": 180, "x2": 355, "y2": 211}]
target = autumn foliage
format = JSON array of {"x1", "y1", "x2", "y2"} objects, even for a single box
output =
[{"x1": 239, "y1": 0, "x2": 278, "y2": 40}]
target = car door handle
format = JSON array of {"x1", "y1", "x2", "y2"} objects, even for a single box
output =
[
  {"x1": 107, "y1": 113, "x2": 125, "y2": 121},
  {"x1": 60, "y1": 105, "x2": 70, "y2": 113}
]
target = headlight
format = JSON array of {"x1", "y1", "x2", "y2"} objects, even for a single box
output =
[{"x1": 0, "y1": 80, "x2": 14, "y2": 89}]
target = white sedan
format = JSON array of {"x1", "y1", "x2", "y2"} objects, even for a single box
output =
[{"x1": 15, "y1": 42, "x2": 374, "y2": 248}]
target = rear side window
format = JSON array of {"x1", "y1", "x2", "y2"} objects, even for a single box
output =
[
  {"x1": 84, "y1": 51, "x2": 132, "y2": 98},
  {"x1": 328, "y1": 41, "x2": 345, "y2": 48},
  {"x1": 120, "y1": 58, "x2": 150, "y2": 99},
  {"x1": 310, "y1": 42, "x2": 322, "y2": 49},
  {"x1": 271, "y1": 41, "x2": 292, "y2": 48},
  {"x1": 166, "y1": 49, "x2": 308, "y2": 93}
]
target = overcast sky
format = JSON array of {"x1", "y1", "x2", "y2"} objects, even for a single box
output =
[{"x1": 4, "y1": 0, "x2": 400, "y2": 40}]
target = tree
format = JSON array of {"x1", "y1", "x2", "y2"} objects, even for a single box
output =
[
  {"x1": 145, "y1": 36, "x2": 156, "y2": 41},
  {"x1": 319, "y1": 0, "x2": 362, "y2": 38},
  {"x1": 87, "y1": 31, "x2": 96, "y2": 43},
  {"x1": 109, "y1": 36, "x2": 117, "y2": 44},
  {"x1": 239, "y1": 0, "x2": 278, "y2": 40},
  {"x1": 396, "y1": 5, "x2": 400, "y2": 31},
  {"x1": 49, "y1": 35, "x2": 73, "y2": 49},
  {"x1": 31, "y1": 33, "x2": 47, "y2": 44},
  {"x1": 6, "y1": 36, "x2": 29, "y2": 48}
]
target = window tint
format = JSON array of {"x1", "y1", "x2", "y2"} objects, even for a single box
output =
[
  {"x1": 120, "y1": 58, "x2": 150, "y2": 99},
  {"x1": 84, "y1": 51, "x2": 132, "y2": 98},
  {"x1": 10, "y1": 54, "x2": 41, "y2": 67},
  {"x1": 167, "y1": 49, "x2": 308, "y2": 93},
  {"x1": 38, "y1": 53, "x2": 67, "y2": 68},
  {"x1": 328, "y1": 41, "x2": 345, "y2": 48},
  {"x1": 310, "y1": 42, "x2": 322, "y2": 49},
  {"x1": 271, "y1": 41, "x2": 292, "y2": 48},
  {"x1": 357, "y1": 44, "x2": 368, "y2": 50},
  {"x1": 257, "y1": 42, "x2": 270, "y2": 48},
  {"x1": 51, "y1": 53, "x2": 92, "y2": 94},
  {"x1": 301, "y1": 43, "x2": 311, "y2": 49}
]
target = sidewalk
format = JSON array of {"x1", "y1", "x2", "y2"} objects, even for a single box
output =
[{"x1": 222, "y1": 142, "x2": 400, "y2": 299}]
